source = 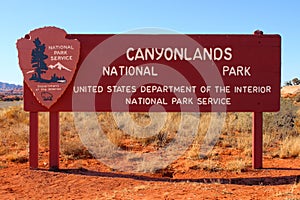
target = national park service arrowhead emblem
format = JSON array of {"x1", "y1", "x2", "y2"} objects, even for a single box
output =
[{"x1": 17, "y1": 27, "x2": 80, "y2": 109}]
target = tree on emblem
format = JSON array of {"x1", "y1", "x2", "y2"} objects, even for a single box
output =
[{"x1": 30, "y1": 38, "x2": 48, "y2": 82}]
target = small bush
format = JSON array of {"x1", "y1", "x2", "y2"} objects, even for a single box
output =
[
  {"x1": 279, "y1": 136, "x2": 300, "y2": 158},
  {"x1": 61, "y1": 140, "x2": 93, "y2": 159},
  {"x1": 225, "y1": 159, "x2": 249, "y2": 172},
  {"x1": 198, "y1": 159, "x2": 222, "y2": 172},
  {"x1": 264, "y1": 98, "x2": 297, "y2": 136},
  {"x1": 295, "y1": 109, "x2": 300, "y2": 134},
  {"x1": 6, "y1": 153, "x2": 28, "y2": 163},
  {"x1": 294, "y1": 94, "x2": 300, "y2": 103},
  {"x1": 0, "y1": 105, "x2": 28, "y2": 125}
]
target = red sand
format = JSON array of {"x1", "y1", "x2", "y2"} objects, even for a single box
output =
[{"x1": 0, "y1": 154, "x2": 299, "y2": 200}]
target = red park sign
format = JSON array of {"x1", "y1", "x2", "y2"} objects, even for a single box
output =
[
  {"x1": 18, "y1": 27, "x2": 281, "y2": 113},
  {"x1": 17, "y1": 27, "x2": 281, "y2": 170}
]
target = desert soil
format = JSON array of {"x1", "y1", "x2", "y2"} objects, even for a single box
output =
[{"x1": 0, "y1": 153, "x2": 300, "y2": 200}]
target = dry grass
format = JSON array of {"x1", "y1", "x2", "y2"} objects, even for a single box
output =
[
  {"x1": 213, "y1": 97, "x2": 300, "y2": 160},
  {"x1": 274, "y1": 181, "x2": 300, "y2": 199},
  {"x1": 192, "y1": 159, "x2": 222, "y2": 172},
  {"x1": 279, "y1": 136, "x2": 300, "y2": 158},
  {"x1": 0, "y1": 96, "x2": 299, "y2": 172},
  {"x1": 296, "y1": 109, "x2": 300, "y2": 134},
  {"x1": 224, "y1": 159, "x2": 250, "y2": 172},
  {"x1": 0, "y1": 106, "x2": 29, "y2": 156},
  {"x1": 94, "y1": 112, "x2": 181, "y2": 150},
  {"x1": 6, "y1": 153, "x2": 28, "y2": 163}
]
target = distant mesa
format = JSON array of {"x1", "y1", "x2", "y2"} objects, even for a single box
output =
[
  {"x1": 0, "y1": 81, "x2": 23, "y2": 101},
  {"x1": 281, "y1": 85, "x2": 300, "y2": 98},
  {"x1": 0, "y1": 81, "x2": 22, "y2": 90}
]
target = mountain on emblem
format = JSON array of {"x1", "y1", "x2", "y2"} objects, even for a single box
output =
[
  {"x1": 48, "y1": 62, "x2": 71, "y2": 71},
  {"x1": 17, "y1": 27, "x2": 80, "y2": 109}
]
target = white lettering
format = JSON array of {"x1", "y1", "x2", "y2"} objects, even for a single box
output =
[
  {"x1": 197, "y1": 97, "x2": 231, "y2": 105},
  {"x1": 171, "y1": 97, "x2": 194, "y2": 104},
  {"x1": 192, "y1": 48, "x2": 202, "y2": 60},
  {"x1": 102, "y1": 65, "x2": 158, "y2": 76},
  {"x1": 125, "y1": 97, "x2": 168, "y2": 105},
  {"x1": 155, "y1": 48, "x2": 164, "y2": 60},
  {"x1": 222, "y1": 66, "x2": 251, "y2": 76},
  {"x1": 224, "y1": 47, "x2": 232, "y2": 60},
  {"x1": 126, "y1": 47, "x2": 234, "y2": 61},
  {"x1": 73, "y1": 86, "x2": 103, "y2": 93},
  {"x1": 50, "y1": 55, "x2": 72, "y2": 61},
  {"x1": 234, "y1": 85, "x2": 271, "y2": 93},
  {"x1": 126, "y1": 47, "x2": 134, "y2": 61}
]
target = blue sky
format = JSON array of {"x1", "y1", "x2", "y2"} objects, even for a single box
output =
[{"x1": 0, "y1": 0, "x2": 299, "y2": 85}]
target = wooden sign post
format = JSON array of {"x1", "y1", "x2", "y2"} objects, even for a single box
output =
[
  {"x1": 18, "y1": 27, "x2": 281, "y2": 170},
  {"x1": 29, "y1": 112, "x2": 38, "y2": 169},
  {"x1": 49, "y1": 112, "x2": 60, "y2": 170},
  {"x1": 253, "y1": 112, "x2": 263, "y2": 169}
]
